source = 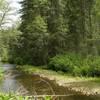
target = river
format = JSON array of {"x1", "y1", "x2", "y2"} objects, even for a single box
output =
[{"x1": 0, "y1": 64, "x2": 100, "y2": 100}]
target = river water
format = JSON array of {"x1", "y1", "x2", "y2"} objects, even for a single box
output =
[{"x1": 0, "y1": 64, "x2": 100, "y2": 100}]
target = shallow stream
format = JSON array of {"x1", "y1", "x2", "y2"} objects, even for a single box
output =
[{"x1": 0, "y1": 64, "x2": 100, "y2": 100}]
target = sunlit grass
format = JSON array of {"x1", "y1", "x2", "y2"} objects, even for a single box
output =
[
  {"x1": 0, "y1": 93, "x2": 27, "y2": 100},
  {"x1": 0, "y1": 93, "x2": 52, "y2": 100}
]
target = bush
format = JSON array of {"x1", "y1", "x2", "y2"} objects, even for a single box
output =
[
  {"x1": 48, "y1": 53, "x2": 83, "y2": 73},
  {"x1": 86, "y1": 56, "x2": 100, "y2": 77},
  {"x1": 48, "y1": 53, "x2": 100, "y2": 77},
  {"x1": 8, "y1": 56, "x2": 24, "y2": 65}
]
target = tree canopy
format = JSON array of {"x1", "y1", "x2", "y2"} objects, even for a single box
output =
[{"x1": 0, "y1": 0, "x2": 100, "y2": 65}]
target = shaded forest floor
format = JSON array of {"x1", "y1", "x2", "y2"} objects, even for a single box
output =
[{"x1": 17, "y1": 65, "x2": 100, "y2": 96}]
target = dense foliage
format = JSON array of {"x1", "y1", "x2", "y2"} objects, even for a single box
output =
[
  {"x1": 0, "y1": 27, "x2": 21, "y2": 62},
  {"x1": 0, "y1": 0, "x2": 100, "y2": 76},
  {"x1": 48, "y1": 54, "x2": 100, "y2": 77},
  {"x1": 8, "y1": 0, "x2": 100, "y2": 65}
]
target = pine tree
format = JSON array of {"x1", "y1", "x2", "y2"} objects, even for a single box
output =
[
  {"x1": 18, "y1": 0, "x2": 49, "y2": 65},
  {"x1": 65, "y1": 0, "x2": 94, "y2": 54},
  {"x1": 47, "y1": 0, "x2": 68, "y2": 56}
]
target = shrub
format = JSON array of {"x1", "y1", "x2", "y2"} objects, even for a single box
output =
[
  {"x1": 86, "y1": 56, "x2": 100, "y2": 77},
  {"x1": 48, "y1": 53, "x2": 100, "y2": 77},
  {"x1": 48, "y1": 53, "x2": 83, "y2": 73}
]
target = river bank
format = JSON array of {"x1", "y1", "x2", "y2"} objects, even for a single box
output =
[{"x1": 17, "y1": 65, "x2": 100, "y2": 96}]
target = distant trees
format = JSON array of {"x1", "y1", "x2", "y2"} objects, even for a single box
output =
[
  {"x1": 15, "y1": 0, "x2": 49, "y2": 65},
  {"x1": 0, "y1": 0, "x2": 20, "y2": 61},
  {"x1": 0, "y1": 0, "x2": 12, "y2": 29},
  {"x1": 16, "y1": 0, "x2": 68, "y2": 65},
  {"x1": 47, "y1": 0, "x2": 67, "y2": 56},
  {"x1": 65, "y1": 0, "x2": 95, "y2": 54},
  {"x1": 0, "y1": 25, "x2": 21, "y2": 62},
  {"x1": 8, "y1": 0, "x2": 100, "y2": 65}
]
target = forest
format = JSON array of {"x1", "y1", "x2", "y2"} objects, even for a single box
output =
[
  {"x1": 0, "y1": 0, "x2": 100, "y2": 76},
  {"x1": 0, "y1": 0, "x2": 100, "y2": 99}
]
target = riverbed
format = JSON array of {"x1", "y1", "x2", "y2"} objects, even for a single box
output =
[{"x1": 0, "y1": 64, "x2": 100, "y2": 100}]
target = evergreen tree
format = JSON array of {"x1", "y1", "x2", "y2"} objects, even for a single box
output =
[
  {"x1": 47, "y1": 0, "x2": 68, "y2": 56},
  {"x1": 65, "y1": 0, "x2": 94, "y2": 54},
  {"x1": 12, "y1": 0, "x2": 98, "y2": 65},
  {"x1": 18, "y1": 0, "x2": 49, "y2": 65}
]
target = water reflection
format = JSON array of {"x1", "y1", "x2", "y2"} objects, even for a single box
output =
[{"x1": 0, "y1": 78, "x2": 20, "y2": 93}]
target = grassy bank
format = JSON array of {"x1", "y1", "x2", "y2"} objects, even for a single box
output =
[
  {"x1": 17, "y1": 65, "x2": 100, "y2": 96},
  {"x1": 16, "y1": 65, "x2": 98, "y2": 82}
]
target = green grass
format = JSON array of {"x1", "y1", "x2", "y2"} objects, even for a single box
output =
[
  {"x1": 0, "y1": 93, "x2": 52, "y2": 100},
  {"x1": 0, "y1": 93, "x2": 28, "y2": 100},
  {"x1": 0, "y1": 67, "x2": 4, "y2": 79}
]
